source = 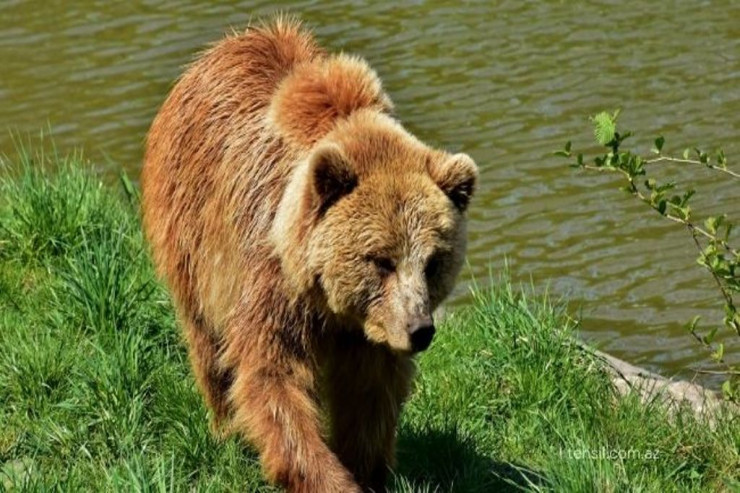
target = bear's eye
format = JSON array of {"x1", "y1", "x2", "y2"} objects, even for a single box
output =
[
  {"x1": 425, "y1": 254, "x2": 442, "y2": 278},
  {"x1": 372, "y1": 257, "x2": 396, "y2": 277}
]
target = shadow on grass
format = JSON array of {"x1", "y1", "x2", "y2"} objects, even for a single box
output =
[{"x1": 393, "y1": 425, "x2": 545, "y2": 492}]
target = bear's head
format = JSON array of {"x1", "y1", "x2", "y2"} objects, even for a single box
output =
[{"x1": 272, "y1": 112, "x2": 477, "y2": 353}]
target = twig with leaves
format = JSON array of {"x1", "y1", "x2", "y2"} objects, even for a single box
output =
[{"x1": 555, "y1": 110, "x2": 739, "y2": 401}]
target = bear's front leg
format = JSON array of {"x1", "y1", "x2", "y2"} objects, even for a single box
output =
[
  {"x1": 229, "y1": 343, "x2": 361, "y2": 493},
  {"x1": 325, "y1": 335, "x2": 416, "y2": 492}
]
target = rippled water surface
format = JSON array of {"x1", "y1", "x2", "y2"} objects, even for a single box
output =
[{"x1": 2, "y1": 1, "x2": 739, "y2": 383}]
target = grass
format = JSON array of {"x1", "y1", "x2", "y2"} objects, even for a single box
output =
[{"x1": 0, "y1": 147, "x2": 738, "y2": 492}]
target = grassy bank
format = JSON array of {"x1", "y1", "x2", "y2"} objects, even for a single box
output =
[{"x1": 1, "y1": 149, "x2": 738, "y2": 492}]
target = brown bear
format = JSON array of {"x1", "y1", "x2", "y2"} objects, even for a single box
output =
[{"x1": 141, "y1": 17, "x2": 477, "y2": 493}]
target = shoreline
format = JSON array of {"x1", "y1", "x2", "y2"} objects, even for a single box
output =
[{"x1": 446, "y1": 300, "x2": 728, "y2": 420}]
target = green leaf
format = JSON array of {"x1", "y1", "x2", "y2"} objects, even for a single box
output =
[
  {"x1": 654, "y1": 136, "x2": 665, "y2": 153},
  {"x1": 723, "y1": 303, "x2": 735, "y2": 319},
  {"x1": 683, "y1": 148, "x2": 691, "y2": 160},
  {"x1": 591, "y1": 112, "x2": 616, "y2": 146},
  {"x1": 705, "y1": 217, "x2": 718, "y2": 234},
  {"x1": 686, "y1": 315, "x2": 701, "y2": 333},
  {"x1": 716, "y1": 149, "x2": 727, "y2": 168},
  {"x1": 721, "y1": 379, "x2": 734, "y2": 400},
  {"x1": 656, "y1": 182, "x2": 676, "y2": 193},
  {"x1": 711, "y1": 343, "x2": 724, "y2": 362}
]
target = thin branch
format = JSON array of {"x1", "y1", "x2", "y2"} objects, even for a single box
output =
[
  {"x1": 646, "y1": 155, "x2": 740, "y2": 179},
  {"x1": 582, "y1": 165, "x2": 738, "y2": 256},
  {"x1": 689, "y1": 226, "x2": 733, "y2": 306},
  {"x1": 583, "y1": 162, "x2": 740, "y2": 339},
  {"x1": 686, "y1": 326, "x2": 736, "y2": 372}
]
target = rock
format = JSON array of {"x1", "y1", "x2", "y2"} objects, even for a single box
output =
[{"x1": 579, "y1": 343, "x2": 736, "y2": 426}]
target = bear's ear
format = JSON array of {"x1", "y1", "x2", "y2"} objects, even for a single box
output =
[
  {"x1": 430, "y1": 153, "x2": 478, "y2": 212},
  {"x1": 308, "y1": 144, "x2": 357, "y2": 215}
]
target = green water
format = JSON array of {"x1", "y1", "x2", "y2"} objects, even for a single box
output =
[{"x1": 2, "y1": 1, "x2": 739, "y2": 383}]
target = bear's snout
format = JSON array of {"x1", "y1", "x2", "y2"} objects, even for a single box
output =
[{"x1": 408, "y1": 317, "x2": 436, "y2": 352}]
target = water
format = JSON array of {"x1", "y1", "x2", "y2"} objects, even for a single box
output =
[{"x1": 2, "y1": 0, "x2": 739, "y2": 384}]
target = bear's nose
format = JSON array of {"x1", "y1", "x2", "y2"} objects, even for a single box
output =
[{"x1": 408, "y1": 318, "x2": 435, "y2": 353}]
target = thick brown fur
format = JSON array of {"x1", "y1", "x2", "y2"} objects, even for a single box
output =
[{"x1": 141, "y1": 17, "x2": 477, "y2": 493}]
